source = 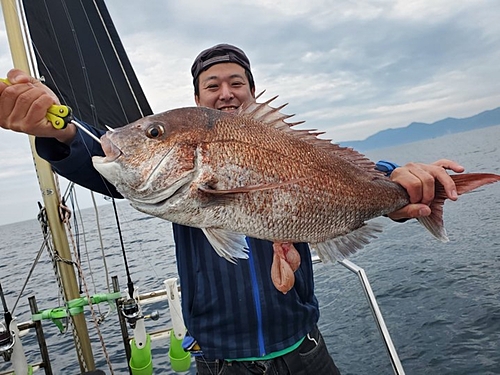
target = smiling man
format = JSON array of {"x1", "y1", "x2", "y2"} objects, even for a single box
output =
[{"x1": 192, "y1": 44, "x2": 256, "y2": 113}]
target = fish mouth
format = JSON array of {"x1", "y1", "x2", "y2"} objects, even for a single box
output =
[{"x1": 99, "y1": 134, "x2": 123, "y2": 162}]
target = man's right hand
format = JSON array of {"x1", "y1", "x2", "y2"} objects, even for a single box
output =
[{"x1": 0, "y1": 69, "x2": 76, "y2": 144}]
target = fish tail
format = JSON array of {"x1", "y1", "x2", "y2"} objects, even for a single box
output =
[{"x1": 418, "y1": 173, "x2": 500, "y2": 242}]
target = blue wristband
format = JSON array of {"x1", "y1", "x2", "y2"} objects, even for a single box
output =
[{"x1": 375, "y1": 160, "x2": 400, "y2": 176}]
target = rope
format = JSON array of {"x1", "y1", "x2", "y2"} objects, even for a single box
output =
[{"x1": 62, "y1": 199, "x2": 115, "y2": 375}]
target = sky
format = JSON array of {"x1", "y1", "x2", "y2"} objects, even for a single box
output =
[{"x1": 0, "y1": 0, "x2": 499, "y2": 225}]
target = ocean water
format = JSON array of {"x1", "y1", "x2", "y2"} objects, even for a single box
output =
[{"x1": 0, "y1": 125, "x2": 499, "y2": 375}]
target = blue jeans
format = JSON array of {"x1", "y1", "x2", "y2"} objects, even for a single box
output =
[{"x1": 195, "y1": 326, "x2": 341, "y2": 375}]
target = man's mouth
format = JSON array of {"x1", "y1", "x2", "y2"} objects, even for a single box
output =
[{"x1": 218, "y1": 106, "x2": 239, "y2": 112}]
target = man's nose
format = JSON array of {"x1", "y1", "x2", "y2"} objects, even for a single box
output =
[{"x1": 219, "y1": 83, "x2": 234, "y2": 100}]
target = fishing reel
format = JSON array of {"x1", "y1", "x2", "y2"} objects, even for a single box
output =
[
  {"x1": 0, "y1": 321, "x2": 15, "y2": 361},
  {"x1": 121, "y1": 298, "x2": 160, "y2": 329},
  {"x1": 121, "y1": 298, "x2": 142, "y2": 329}
]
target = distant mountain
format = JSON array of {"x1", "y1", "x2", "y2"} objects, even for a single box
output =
[{"x1": 341, "y1": 107, "x2": 500, "y2": 152}]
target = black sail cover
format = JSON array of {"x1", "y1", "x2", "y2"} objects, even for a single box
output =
[{"x1": 22, "y1": 0, "x2": 153, "y2": 130}]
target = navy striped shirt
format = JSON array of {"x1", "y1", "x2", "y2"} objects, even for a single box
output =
[{"x1": 174, "y1": 225, "x2": 318, "y2": 359}]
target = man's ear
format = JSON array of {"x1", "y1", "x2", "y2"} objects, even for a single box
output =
[{"x1": 194, "y1": 93, "x2": 201, "y2": 106}]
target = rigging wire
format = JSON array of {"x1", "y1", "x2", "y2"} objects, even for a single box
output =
[
  {"x1": 86, "y1": 0, "x2": 147, "y2": 120},
  {"x1": 11, "y1": 0, "x2": 37, "y2": 75},
  {"x1": 91, "y1": 191, "x2": 112, "y2": 293},
  {"x1": 59, "y1": 0, "x2": 100, "y2": 126}
]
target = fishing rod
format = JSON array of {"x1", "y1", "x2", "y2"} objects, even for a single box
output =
[
  {"x1": 0, "y1": 282, "x2": 35, "y2": 373},
  {"x1": 0, "y1": 282, "x2": 16, "y2": 362}
]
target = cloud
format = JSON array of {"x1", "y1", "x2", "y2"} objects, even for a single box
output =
[{"x1": 102, "y1": 0, "x2": 500, "y2": 141}]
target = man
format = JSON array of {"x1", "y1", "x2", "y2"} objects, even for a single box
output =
[{"x1": 0, "y1": 44, "x2": 464, "y2": 374}]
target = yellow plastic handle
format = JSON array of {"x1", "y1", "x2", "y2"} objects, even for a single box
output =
[
  {"x1": 47, "y1": 104, "x2": 72, "y2": 129},
  {"x1": 45, "y1": 111, "x2": 66, "y2": 129},
  {"x1": 47, "y1": 104, "x2": 71, "y2": 117}
]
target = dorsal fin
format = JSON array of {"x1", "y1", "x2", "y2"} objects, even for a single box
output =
[{"x1": 238, "y1": 93, "x2": 383, "y2": 176}]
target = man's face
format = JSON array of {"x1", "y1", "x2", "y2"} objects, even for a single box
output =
[{"x1": 195, "y1": 62, "x2": 255, "y2": 113}]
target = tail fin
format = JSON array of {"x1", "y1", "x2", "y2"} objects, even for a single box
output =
[{"x1": 417, "y1": 173, "x2": 500, "y2": 242}]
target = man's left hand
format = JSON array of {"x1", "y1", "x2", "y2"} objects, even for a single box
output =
[{"x1": 388, "y1": 159, "x2": 465, "y2": 220}]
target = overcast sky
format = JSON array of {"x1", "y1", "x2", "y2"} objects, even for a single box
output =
[{"x1": 1, "y1": 0, "x2": 499, "y2": 225}]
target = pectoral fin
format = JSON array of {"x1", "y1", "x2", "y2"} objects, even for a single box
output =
[{"x1": 202, "y1": 228, "x2": 249, "y2": 263}]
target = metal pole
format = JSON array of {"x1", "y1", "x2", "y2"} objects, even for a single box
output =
[
  {"x1": 113, "y1": 276, "x2": 132, "y2": 375},
  {"x1": 339, "y1": 259, "x2": 406, "y2": 375},
  {"x1": 28, "y1": 297, "x2": 53, "y2": 375},
  {"x1": 1, "y1": 0, "x2": 95, "y2": 372}
]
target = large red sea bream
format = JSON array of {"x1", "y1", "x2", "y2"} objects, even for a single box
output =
[{"x1": 92, "y1": 97, "x2": 500, "y2": 293}]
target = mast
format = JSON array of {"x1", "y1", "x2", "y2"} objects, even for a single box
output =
[{"x1": 0, "y1": 0, "x2": 95, "y2": 372}]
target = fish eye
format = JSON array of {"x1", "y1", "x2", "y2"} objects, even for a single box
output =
[{"x1": 146, "y1": 123, "x2": 165, "y2": 139}]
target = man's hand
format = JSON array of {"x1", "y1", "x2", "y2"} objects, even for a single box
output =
[
  {"x1": 388, "y1": 159, "x2": 465, "y2": 221},
  {"x1": 0, "y1": 69, "x2": 76, "y2": 144}
]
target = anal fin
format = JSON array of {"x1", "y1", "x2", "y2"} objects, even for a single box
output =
[{"x1": 311, "y1": 222, "x2": 383, "y2": 263}]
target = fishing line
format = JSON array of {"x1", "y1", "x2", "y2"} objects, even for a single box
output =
[
  {"x1": 91, "y1": 191, "x2": 112, "y2": 293},
  {"x1": 110, "y1": 198, "x2": 135, "y2": 300}
]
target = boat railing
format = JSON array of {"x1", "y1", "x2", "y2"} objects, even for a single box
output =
[{"x1": 312, "y1": 255, "x2": 406, "y2": 375}]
